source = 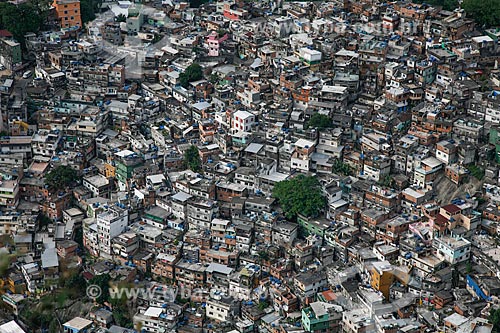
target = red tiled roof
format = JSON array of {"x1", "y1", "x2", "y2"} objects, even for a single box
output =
[
  {"x1": 441, "y1": 204, "x2": 461, "y2": 214},
  {"x1": 0, "y1": 30, "x2": 13, "y2": 38},
  {"x1": 435, "y1": 214, "x2": 448, "y2": 226},
  {"x1": 320, "y1": 290, "x2": 336, "y2": 301}
]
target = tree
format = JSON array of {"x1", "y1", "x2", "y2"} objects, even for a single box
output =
[
  {"x1": 0, "y1": 2, "x2": 47, "y2": 44},
  {"x1": 88, "y1": 273, "x2": 111, "y2": 304},
  {"x1": 413, "y1": 0, "x2": 458, "y2": 11},
  {"x1": 62, "y1": 267, "x2": 86, "y2": 297},
  {"x1": 306, "y1": 113, "x2": 333, "y2": 130},
  {"x1": 74, "y1": 227, "x2": 84, "y2": 249},
  {"x1": 21, "y1": 309, "x2": 52, "y2": 330},
  {"x1": 258, "y1": 301, "x2": 269, "y2": 311},
  {"x1": 38, "y1": 213, "x2": 52, "y2": 231},
  {"x1": 462, "y1": 0, "x2": 500, "y2": 27},
  {"x1": 0, "y1": 251, "x2": 13, "y2": 278},
  {"x1": 378, "y1": 174, "x2": 393, "y2": 188},
  {"x1": 115, "y1": 14, "x2": 127, "y2": 22},
  {"x1": 179, "y1": 63, "x2": 203, "y2": 88},
  {"x1": 80, "y1": 0, "x2": 103, "y2": 25},
  {"x1": 272, "y1": 175, "x2": 326, "y2": 220},
  {"x1": 258, "y1": 251, "x2": 269, "y2": 261},
  {"x1": 183, "y1": 145, "x2": 202, "y2": 173},
  {"x1": 490, "y1": 308, "x2": 500, "y2": 332},
  {"x1": 13, "y1": 0, "x2": 52, "y2": 30},
  {"x1": 332, "y1": 159, "x2": 352, "y2": 176},
  {"x1": 31, "y1": 0, "x2": 52, "y2": 15},
  {"x1": 113, "y1": 307, "x2": 133, "y2": 328},
  {"x1": 152, "y1": 33, "x2": 162, "y2": 44},
  {"x1": 45, "y1": 165, "x2": 78, "y2": 190},
  {"x1": 110, "y1": 292, "x2": 133, "y2": 328},
  {"x1": 209, "y1": 73, "x2": 219, "y2": 85},
  {"x1": 189, "y1": 0, "x2": 209, "y2": 8},
  {"x1": 49, "y1": 320, "x2": 59, "y2": 333}
]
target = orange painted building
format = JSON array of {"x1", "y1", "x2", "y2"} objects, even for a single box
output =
[
  {"x1": 53, "y1": 0, "x2": 82, "y2": 29},
  {"x1": 104, "y1": 163, "x2": 116, "y2": 178}
]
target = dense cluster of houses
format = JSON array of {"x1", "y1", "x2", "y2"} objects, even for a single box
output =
[{"x1": 1, "y1": 0, "x2": 500, "y2": 332}]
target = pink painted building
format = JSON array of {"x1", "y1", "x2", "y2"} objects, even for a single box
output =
[{"x1": 206, "y1": 31, "x2": 229, "y2": 57}]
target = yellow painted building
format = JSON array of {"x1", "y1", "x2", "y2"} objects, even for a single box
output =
[
  {"x1": 6, "y1": 273, "x2": 26, "y2": 294},
  {"x1": 104, "y1": 163, "x2": 116, "y2": 178},
  {"x1": 371, "y1": 263, "x2": 394, "y2": 300}
]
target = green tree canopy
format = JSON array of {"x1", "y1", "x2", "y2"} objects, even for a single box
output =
[
  {"x1": 378, "y1": 174, "x2": 394, "y2": 188},
  {"x1": 490, "y1": 308, "x2": 500, "y2": 332},
  {"x1": 462, "y1": 0, "x2": 500, "y2": 27},
  {"x1": 183, "y1": 145, "x2": 202, "y2": 172},
  {"x1": 258, "y1": 301, "x2": 269, "y2": 310},
  {"x1": 179, "y1": 63, "x2": 203, "y2": 88},
  {"x1": 80, "y1": 0, "x2": 103, "y2": 25},
  {"x1": 0, "y1": 251, "x2": 14, "y2": 278},
  {"x1": 110, "y1": 294, "x2": 133, "y2": 328},
  {"x1": 38, "y1": 213, "x2": 52, "y2": 230},
  {"x1": 0, "y1": 1, "x2": 48, "y2": 43},
  {"x1": 88, "y1": 273, "x2": 111, "y2": 304},
  {"x1": 272, "y1": 175, "x2": 326, "y2": 220},
  {"x1": 332, "y1": 159, "x2": 353, "y2": 176},
  {"x1": 209, "y1": 73, "x2": 219, "y2": 84},
  {"x1": 115, "y1": 13, "x2": 127, "y2": 22},
  {"x1": 21, "y1": 310, "x2": 52, "y2": 331},
  {"x1": 306, "y1": 113, "x2": 333, "y2": 130},
  {"x1": 45, "y1": 165, "x2": 78, "y2": 190},
  {"x1": 413, "y1": 0, "x2": 458, "y2": 11},
  {"x1": 189, "y1": 0, "x2": 210, "y2": 8},
  {"x1": 258, "y1": 251, "x2": 269, "y2": 261}
]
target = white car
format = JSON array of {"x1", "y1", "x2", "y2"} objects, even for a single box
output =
[{"x1": 22, "y1": 71, "x2": 32, "y2": 79}]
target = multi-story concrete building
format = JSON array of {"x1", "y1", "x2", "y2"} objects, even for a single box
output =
[
  {"x1": 32, "y1": 129, "x2": 61, "y2": 158},
  {"x1": 96, "y1": 205, "x2": 129, "y2": 257},
  {"x1": 83, "y1": 174, "x2": 112, "y2": 198},
  {"x1": 206, "y1": 295, "x2": 240, "y2": 322},
  {"x1": 301, "y1": 302, "x2": 342, "y2": 333},
  {"x1": 0, "y1": 177, "x2": 19, "y2": 211},
  {"x1": 133, "y1": 306, "x2": 181, "y2": 333},
  {"x1": 293, "y1": 270, "x2": 328, "y2": 303},
  {"x1": 232, "y1": 110, "x2": 255, "y2": 133},
  {"x1": 363, "y1": 154, "x2": 392, "y2": 182},
  {"x1": 435, "y1": 140, "x2": 458, "y2": 165},
  {"x1": 52, "y1": 0, "x2": 82, "y2": 30},
  {"x1": 433, "y1": 236, "x2": 471, "y2": 265},
  {"x1": 187, "y1": 198, "x2": 218, "y2": 230},
  {"x1": 0, "y1": 136, "x2": 32, "y2": 159},
  {"x1": 291, "y1": 138, "x2": 316, "y2": 172},
  {"x1": 0, "y1": 37, "x2": 21, "y2": 71}
]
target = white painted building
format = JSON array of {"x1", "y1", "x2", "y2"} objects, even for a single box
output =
[
  {"x1": 96, "y1": 205, "x2": 129, "y2": 257},
  {"x1": 433, "y1": 236, "x2": 471, "y2": 265},
  {"x1": 133, "y1": 306, "x2": 181, "y2": 333},
  {"x1": 206, "y1": 295, "x2": 240, "y2": 322},
  {"x1": 83, "y1": 174, "x2": 111, "y2": 198},
  {"x1": 232, "y1": 110, "x2": 255, "y2": 132}
]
